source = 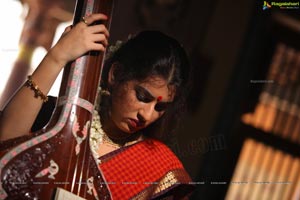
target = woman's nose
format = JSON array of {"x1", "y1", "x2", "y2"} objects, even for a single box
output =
[{"x1": 138, "y1": 103, "x2": 156, "y2": 122}]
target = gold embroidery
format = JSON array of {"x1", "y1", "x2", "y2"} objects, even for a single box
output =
[
  {"x1": 131, "y1": 169, "x2": 191, "y2": 199},
  {"x1": 153, "y1": 169, "x2": 189, "y2": 195}
]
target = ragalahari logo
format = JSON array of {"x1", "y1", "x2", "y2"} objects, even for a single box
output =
[
  {"x1": 263, "y1": 1, "x2": 272, "y2": 10},
  {"x1": 263, "y1": 1, "x2": 300, "y2": 10}
]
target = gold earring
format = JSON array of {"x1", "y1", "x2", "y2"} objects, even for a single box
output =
[{"x1": 100, "y1": 89, "x2": 111, "y2": 96}]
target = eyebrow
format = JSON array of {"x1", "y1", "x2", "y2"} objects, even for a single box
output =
[
  {"x1": 135, "y1": 85, "x2": 173, "y2": 103},
  {"x1": 135, "y1": 85, "x2": 155, "y2": 101}
]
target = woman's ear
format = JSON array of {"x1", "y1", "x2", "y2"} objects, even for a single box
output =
[{"x1": 108, "y1": 62, "x2": 118, "y2": 85}]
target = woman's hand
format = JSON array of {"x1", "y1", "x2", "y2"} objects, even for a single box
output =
[
  {"x1": 48, "y1": 13, "x2": 109, "y2": 67},
  {"x1": 0, "y1": 13, "x2": 109, "y2": 141}
]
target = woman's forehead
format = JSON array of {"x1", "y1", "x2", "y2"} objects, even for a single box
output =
[{"x1": 140, "y1": 76, "x2": 168, "y2": 87}]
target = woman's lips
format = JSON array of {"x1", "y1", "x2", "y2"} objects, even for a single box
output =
[
  {"x1": 127, "y1": 119, "x2": 144, "y2": 129},
  {"x1": 128, "y1": 119, "x2": 137, "y2": 128}
]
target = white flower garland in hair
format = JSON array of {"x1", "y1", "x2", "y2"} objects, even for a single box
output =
[
  {"x1": 105, "y1": 40, "x2": 123, "y2": 60},
  {"x1": 105, "y1": 34, "x2": 133, "y2": 60},
  {"x1": 90, "y1": 110, "x2": 104, "y2": 164},
  {"x1": 89, "y1": 37, "x2": 128, "y2": 159},
  {"x1": 90, "y1": 34, "x2": 141, "y2": 163}
]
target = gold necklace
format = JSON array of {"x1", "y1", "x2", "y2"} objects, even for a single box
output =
[{"x1": 102, "y1": 132, "x2": 123, "y2": 148}]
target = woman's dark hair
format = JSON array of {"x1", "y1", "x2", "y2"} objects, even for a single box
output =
[{"x1": 100, "y1": 30, "x2": 190, "y2": 141}]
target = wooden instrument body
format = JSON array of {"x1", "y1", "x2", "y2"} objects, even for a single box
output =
[{"x1": 0, "y1": 0, "x2": 114, "y2": 199}]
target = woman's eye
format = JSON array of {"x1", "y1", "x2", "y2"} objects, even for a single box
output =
[
  {"x1": 136, "y1": 92, "x2": 145, "y2": 101},
  {"x1": 136, "y1": 91, "x2": 150, "y2": 102}
]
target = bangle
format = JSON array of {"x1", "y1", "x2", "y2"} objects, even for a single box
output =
[{"x1": 25, "y1": 75, "x2": 48, "y2": 103}]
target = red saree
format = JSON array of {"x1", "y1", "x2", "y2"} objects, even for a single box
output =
[{"x1": 99, "y1": 139, "x2": 194, "y2": 199}]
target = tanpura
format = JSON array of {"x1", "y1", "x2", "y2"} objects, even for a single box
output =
[{"x1": 0, "y1": 0, "x2": 114, "y2": 199}]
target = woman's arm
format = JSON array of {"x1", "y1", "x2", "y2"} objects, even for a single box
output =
[{"x1": 0, "y1": 13, "x2": 109, "y2": 141}]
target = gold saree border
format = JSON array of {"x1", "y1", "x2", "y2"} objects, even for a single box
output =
[{"x1": 131, "y1": 168, "x2": 193, "y2": 200}]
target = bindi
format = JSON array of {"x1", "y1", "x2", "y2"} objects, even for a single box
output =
[{"x1": 157, "y1": 96, "x2": 162, "y2": 102}]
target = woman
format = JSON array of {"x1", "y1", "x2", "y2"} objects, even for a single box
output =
[{"x1": 0, "y1": 13, "x2": 194, "y2": 199}]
